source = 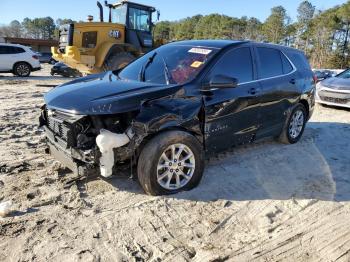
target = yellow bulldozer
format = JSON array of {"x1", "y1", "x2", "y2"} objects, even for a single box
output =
[{"x1": 51, "y1": 1, "x2": 159, "y2": 74}]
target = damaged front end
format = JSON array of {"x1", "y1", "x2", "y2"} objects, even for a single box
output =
[
  {"x1": 39, "y1": 70, "x2": 205, "y2": 178},
  {"x1": 39, "y1": 105, "x2": 140, "y2": 177},
  {"x1": 39, "y1": 93, "x2": 204, "y2": 179}
]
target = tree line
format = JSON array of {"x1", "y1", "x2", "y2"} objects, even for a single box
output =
[
  {"x1": 0, "y1": 1, "x2": 349, "y2": 68},
  {"x1": 0, "y1": 17, "x2": 76, "y2": 40},
  {"x1": 154, "y1": 1, "x2": 350, "y2": 69}
]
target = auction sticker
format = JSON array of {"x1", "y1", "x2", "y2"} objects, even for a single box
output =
[
  {"x1": 191, "y1": 61, "x2": 203, "y2": 68},
  {"x1": 188, "y1": 48, "x2": 212, "y2": 55}
]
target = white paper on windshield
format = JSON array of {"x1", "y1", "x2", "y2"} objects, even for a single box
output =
[{"x1": 188, "y1": 48, "x2": 212, "y2": 55}]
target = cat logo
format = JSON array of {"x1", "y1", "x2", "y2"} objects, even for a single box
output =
[{"x1": 109, "y1": 30, "x2": 121, "y2": 39}]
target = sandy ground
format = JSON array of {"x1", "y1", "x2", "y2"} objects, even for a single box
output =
[{"x1": 0, "y1": 65, "x2": 350, "y2": 262}]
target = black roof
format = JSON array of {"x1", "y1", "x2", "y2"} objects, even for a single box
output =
[
  {"x1": 168, "y1": 40, "x2": 247, "y2": 49},
  {"x1": 167, "y1": 40, "x2": 303, "y2": 53},
  {"x1": 113, "y1": 1, "x2": 155, "y2": 11}
]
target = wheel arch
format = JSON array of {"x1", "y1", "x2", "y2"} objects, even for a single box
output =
[
  {"x1": 12, "y1": 61, "x2": 32, "y2": 72},
  {"x1": 134, "y1": 125, "x2": 203, "y2": 164},
  {"x1": 299, "y1": 99, "x2": 310, "y2": 119}
]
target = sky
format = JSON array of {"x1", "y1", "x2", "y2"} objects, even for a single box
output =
[{"x1": 0, "y1": 0, "x2": 348, "y2": 25}]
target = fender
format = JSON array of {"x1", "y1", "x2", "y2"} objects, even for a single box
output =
[
  {"x1": 95, "y1": 42, "x2": 139, "y2": 68},
  {"x1": 133, "y1": 96, "x2": 204, "y2": 141},
  {"x1": 112, "y1": 95, "x2": 204, "y2": 163}
]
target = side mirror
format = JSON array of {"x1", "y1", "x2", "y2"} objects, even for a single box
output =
[
  {"x1": 207, "y1": 75, "x2": 238, "y2": 90},
  {"x1": 157, "y1": 10, "x2": 160, "y2": 21}
]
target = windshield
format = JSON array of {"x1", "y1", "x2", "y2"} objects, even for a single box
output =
[
  {"x1": 336, "y1": 69, "x2": 350, "y2": 79},
  {"x1": 112, "y1": 5, "x2": 127, "y2": 24},
  {"x1": 118, "y1": 45, "x2": 218, "y2": 85}
]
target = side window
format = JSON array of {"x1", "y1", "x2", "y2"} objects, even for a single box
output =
[
  {"x1": 0, "y1": 46, "x2": 6, "y2": 54},
  {"x1": 1, "y1": 46, "x2": 24, "y2": 54},
  {"x1": 281, "y1": 52, "x2": 293, "y2": 74},
  {"x1": 128, "y1": 8, "x2": 150, "y2": 31},
  {"x1": 6, "y1": 47, "x2": 16, "y2": 54},
  {"x1": 286, "y1": 51, "x2": 311, "y2": 71},
  {"x1": 257, "y1": 47, "x2": 283, "y2": 78},
  {"x1": 207, "y1": 47, "x2": 254, "y2": 83},
  {"x1": 13, "y1": 47, "x2": 25, "y2": 54}
]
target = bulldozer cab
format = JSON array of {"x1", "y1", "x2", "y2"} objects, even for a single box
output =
[
  {"x1": 110, "y1": 1, "x2": 156, "y2": 51},
  {"x1": 51, "y1": 1, "x2": 158, "y2": 74}
]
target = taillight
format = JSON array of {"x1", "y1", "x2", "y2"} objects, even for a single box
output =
[
  {"x1": 32, "y1": 55, "x2": 38, "y2": 60},
  {"x1": 313, "y1": 74, "x2": 317, "y2": 84}
]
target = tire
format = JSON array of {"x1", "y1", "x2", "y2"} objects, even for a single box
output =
[
  {"x1": 278, "y1": 103, "x2": 307, "y2": 144},
  {"x1": 102, "y1": 52, "x2": 135, "y2": 72},
  {"x1": 14, "y1": 62, "x2": 31, "y2": 77},
  {"x1": 137, "y1": 131, "x2": 205, "y2": 196}
]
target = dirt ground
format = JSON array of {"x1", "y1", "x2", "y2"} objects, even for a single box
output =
[{"x1": 0, "y1": 65, "x2": 350, "y2": 262}]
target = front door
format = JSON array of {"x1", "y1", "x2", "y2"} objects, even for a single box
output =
[{"x1": 203, "y1": 46, "x2": 261, "y2": 153}]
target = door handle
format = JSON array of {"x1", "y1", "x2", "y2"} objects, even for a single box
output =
[
  {"x1": 289, "y1": 79, "x2": 296, "y2": 84},
  {"x1": 248, "y1": 87, "x2": 257, "y2": 95}
]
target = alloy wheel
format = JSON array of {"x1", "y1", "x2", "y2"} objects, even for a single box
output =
[
  {"x1": 17, "y1": 64, "x2": 30, "y2": 76},
  {"x1": 289, "y1": 109, "x2": 304, "y2": 139},
  {"x1": 157, "y1": 143, "x2": 196, "y2": 190}
]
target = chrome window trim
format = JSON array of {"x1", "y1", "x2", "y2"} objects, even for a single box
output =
[{"x1": 238, "y1": 50, "x2": 297, "y2": 86}]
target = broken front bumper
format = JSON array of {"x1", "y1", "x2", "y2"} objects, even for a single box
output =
[{"x1": 44, "y1": 126, "x2": 98, "y2": 176}]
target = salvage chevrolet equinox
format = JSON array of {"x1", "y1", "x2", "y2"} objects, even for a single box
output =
[{"x1": 39, "y1": 40, "x2": 315, "y2": 195}]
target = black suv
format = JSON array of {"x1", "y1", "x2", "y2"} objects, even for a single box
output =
[{"x1": 40, "y1": 40, "x2": 315, "y2": 195}]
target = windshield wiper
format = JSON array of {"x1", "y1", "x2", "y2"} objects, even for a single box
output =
[
  {"x1": 162, "y1": 56, "x2": 171, "y2": 85},
  {"x1": 139, "y1": 52, "x2": 157, "y2": 82}
]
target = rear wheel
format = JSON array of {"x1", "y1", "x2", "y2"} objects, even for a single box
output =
[
  {"x1": 14, "y1": 62, "x2": 31, "y2": 77},
  {"x1": 102, "y1": 52, "x2": 135, "y2": 71},
  {"x1": 137, "y1": 131, "x2": 205, "y2": 196},
  {"x1": 278, "y1": 104, "x2": 307, "y2": 144}
]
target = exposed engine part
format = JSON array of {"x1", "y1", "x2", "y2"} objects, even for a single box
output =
[{"x1": 96, "y1": 128, "x2": 134, "y2": 177}]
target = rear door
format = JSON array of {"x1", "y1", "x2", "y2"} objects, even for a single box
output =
[
  {"x1": 254, "y1": 46, "x2": 298, "y2": 139},
  {"x1": 203, "y1": 45, "x2": 261, "y2": 153},
  {"x1": 0, "y1": 45, "x2": 12, "y2": 70}
]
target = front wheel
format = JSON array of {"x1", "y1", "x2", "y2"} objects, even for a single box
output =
[
  {"x1": 137, "y1": 131, "x2": 204, "y2": 196},
  {"x1": 278, "y1": 104, "x2": 307, "y2": 144}
]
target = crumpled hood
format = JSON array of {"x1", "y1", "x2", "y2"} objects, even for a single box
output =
[
  {"x1": 44, "y1": 72, "x2": 181, "y2": 115},
  {"x1": 321, "y1": 77, "x2": 350, "y2": 90}
]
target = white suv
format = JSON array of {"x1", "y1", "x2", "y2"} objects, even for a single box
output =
[{"x1": 0, "y1": 43, "x2": 41, "y2": 77}]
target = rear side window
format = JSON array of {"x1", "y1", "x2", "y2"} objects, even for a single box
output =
[
  {"x1": 11, "y1": 47, "x2": 25, "y2": 54},
  {"x1": 286, "y1": 51, "x2": 311, "y2": 71},
  {"x1": 207, "y1": 47, "x2": 254, "y2": 83},
  {"x1": 257, "y1": 47, "x2": 283, "y2": 78},
  {"x1": 281, "y1": 53, "x2": 293, "y2": 74}
]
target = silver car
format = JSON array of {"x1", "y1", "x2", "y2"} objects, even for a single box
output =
[{"x1": 316, "y1": 69, "x2": 350, "y2": 109}]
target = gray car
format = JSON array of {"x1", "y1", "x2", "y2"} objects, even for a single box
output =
[
  {"x1": 316, "y1": 68, "x2": 350, "y2": 109},
  {"x1": 36, "y1": 52, "x2": 56, "y2": 64}
]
